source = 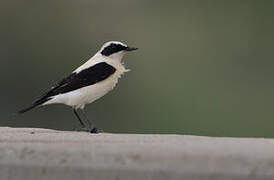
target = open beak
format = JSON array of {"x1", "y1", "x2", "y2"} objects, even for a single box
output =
[{"x1": 126, "y1": 46, "x2": 138, "y2": 51}]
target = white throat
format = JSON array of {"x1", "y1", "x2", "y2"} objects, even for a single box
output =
[
  {"x1": 74, "y1": 44, "x2": 129, "y2": 74},
  {"x1": 96, "y1": 51, "x2": 125, "y2": 64}
]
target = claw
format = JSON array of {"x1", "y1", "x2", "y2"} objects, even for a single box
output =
[
  {"x1": 90, "y1": 127, "x2": 104, "y2": 134},
  {"x1": 74, "y1": 126, "x2": 102, "y2": 134},
  {"x1": 90, "y1": 127, "x2": 98, "y2": 133}
]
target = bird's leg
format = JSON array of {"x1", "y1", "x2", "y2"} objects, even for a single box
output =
[
  {"x1": 80, "y1": 109, "x2": 100, "y2": 133},
  {"x1": 73, "y1": 109, "x2": 85, "y2": 127}
]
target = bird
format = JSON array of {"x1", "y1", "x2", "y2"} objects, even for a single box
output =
[{"x1": 18, "y1": 41, "x2": 138, "y2": 133}]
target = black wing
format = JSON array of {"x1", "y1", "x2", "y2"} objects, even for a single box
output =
[
  {"x1": 44, "y1": 62, "x2": 116, "y2": 97},
  {"x1": 18, "y1": 62, "x2": 116, "y2": 114}
]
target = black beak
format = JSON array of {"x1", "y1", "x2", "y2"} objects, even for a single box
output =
[{"x1": 125, "y1": 46, "x2": 138, "y2": 51}]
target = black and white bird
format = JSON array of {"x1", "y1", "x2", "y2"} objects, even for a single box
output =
[{"x1": 18, "y1": 41, "x2": 138, "y2": 133}]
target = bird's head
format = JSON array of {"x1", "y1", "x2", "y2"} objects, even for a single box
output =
[{"x1": 97, "y1": 41, "x2": 138, "y2": 62}]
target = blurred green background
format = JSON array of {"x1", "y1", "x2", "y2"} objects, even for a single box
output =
[{"x1": 1, "y1": 0, "x2": 274, "y2": 137}]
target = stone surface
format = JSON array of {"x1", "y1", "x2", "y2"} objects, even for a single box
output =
[{"x1": 0, "y1": 127, "x2": 274, "y2": 180}]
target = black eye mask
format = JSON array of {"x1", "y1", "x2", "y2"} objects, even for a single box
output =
[{"x1": 101, "y1": 43, "x2": 127, "y2": 56}]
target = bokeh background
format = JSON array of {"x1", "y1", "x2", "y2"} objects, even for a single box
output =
[{"x1": 1, "y1": 0, "x2": 274, "y2": 137}]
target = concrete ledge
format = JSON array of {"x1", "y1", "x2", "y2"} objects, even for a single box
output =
[{"x1": 0, "y1": 127, "x2": 274, "y2": 180}]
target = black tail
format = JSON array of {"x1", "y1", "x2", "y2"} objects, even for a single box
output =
[
  {"x1": 18, "y1": 97, "x2": 51, "y2": 114},
  {"x1": 18, "y1": 104, "x2": 39, "y2": 114}
]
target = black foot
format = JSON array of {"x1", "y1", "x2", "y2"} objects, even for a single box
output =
[
  {"x1": 73, "y1": 126, "x2": 102, "y2": 134},
  {"x1": 90, "y1": 127, "x2": 104, "y2": 133},
  {"x1": 90, "y1": 127, "x2": 98, "y2": 133}
]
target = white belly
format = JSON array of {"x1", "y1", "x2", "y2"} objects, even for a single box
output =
[{"x1": 44, "y1": 74, "x2": 120, "y2": 109}]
